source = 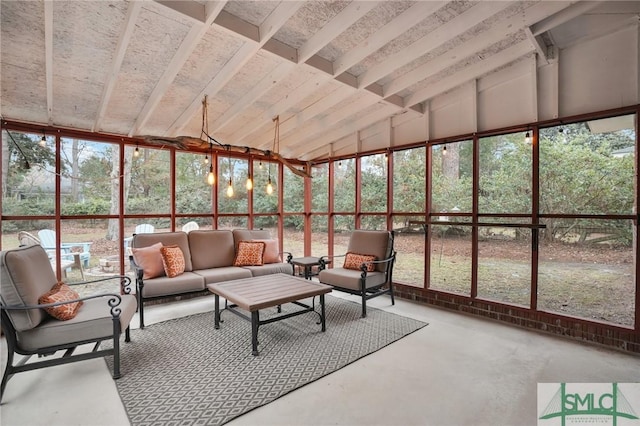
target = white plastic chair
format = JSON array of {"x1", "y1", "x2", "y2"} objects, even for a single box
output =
[
  {"x1": 123, "y1": 224, "x2": 155, "y2": 254},
  {"x1": 181, "y1": 221, "x2": 199, "y2": 233}
]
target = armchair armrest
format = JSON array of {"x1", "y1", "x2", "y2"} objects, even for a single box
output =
[
  {"x1": 128, "y1": 255, "x2": 144, "y2": 281},
  {"x1": 66, "y1": 275, "x2": 133, "y2": 295},
  {"x1": 318, "y1": 254, "x2": 345, "y2": 270},
  {"x1": 2, "y1": 292, "x2": 126, "y2": 319}
]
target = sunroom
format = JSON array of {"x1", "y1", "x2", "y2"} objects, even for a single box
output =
[{"x1": 1, "y1": 1, "x2": 640, "y2": 424}]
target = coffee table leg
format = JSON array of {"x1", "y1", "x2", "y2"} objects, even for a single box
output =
[
  {"x1": 214, "y1": 294, "x2": 220, "y2": 329},
  {"x1": 251, "y1": 311, "x2": 259, "y2": 356},
  {"x1": 320, "y1": 294, "x2": 326, "y2": 332}
]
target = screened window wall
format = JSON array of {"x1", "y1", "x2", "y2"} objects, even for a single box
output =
[{"x1": 1, "y1": 109, "x2": 638, "y2": 331}]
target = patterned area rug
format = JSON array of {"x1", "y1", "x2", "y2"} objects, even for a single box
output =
[{"x1": 107, "y1": 295, "x2": 427, "y2": 425}]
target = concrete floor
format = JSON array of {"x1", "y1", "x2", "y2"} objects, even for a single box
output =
[{"x1": 1, "y1": 292, "x2": 639, "y2": 426}]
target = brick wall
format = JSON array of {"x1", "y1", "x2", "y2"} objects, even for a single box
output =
[{"x1": 394, "y1": 284, "x2": 640, "y2": 355}]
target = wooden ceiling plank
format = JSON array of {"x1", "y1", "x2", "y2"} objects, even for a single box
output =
[
  {"x1": 358, "y1": 1, "x2": 513, "y2": 90},
  {"x1": 131, "y1": 1, "x2": 227, "y2": 136},
  {"x1": 404, "y1": 40, "x2": 534, "y2": 109},
  {"x1": 94, "y1": 1, "x2": 142, "y2": 132},
  {"x1": 333, "y1": 1, "x2": 445, "y2": 77},
  {"x1": 383, "y1": 0, "x2": 573, "y2": 97},
  {"x1": 298, "y1": 1, "x2": 380, "y2": 64}
]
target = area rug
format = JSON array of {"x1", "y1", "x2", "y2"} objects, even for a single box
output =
[{"x1": 107, "y1": 295, "x2": 427, "y2": 426}]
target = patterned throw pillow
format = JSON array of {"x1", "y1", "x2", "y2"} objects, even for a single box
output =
[
  {"x1": 132, "y1": 242, "x2": 165, "y2": 279},
  {"x1": 251, "y1": 239, "x2": 281, "y2": 264},
  {"x1": 160, "y1": 245, "x2": 186, "y2": 278},
  {"x1": 38, "y1": 282, "x2": 83, "y2": 321},
  {"x1": 343, "y1": 252, "x2": 376, "y2": 272},
  {"x1": 234, "y1": 241, "x2": 265, "y2": 266}
]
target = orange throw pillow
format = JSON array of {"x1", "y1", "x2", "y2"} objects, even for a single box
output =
[
  {"x1": 160, "y1": 245, "x2": 186, "y2": 278},
  {"x1": 251, "y1": 238, "x2": 281, "y2": 263},
  {"x1": 234, "y1": 241, "x2": 265, "y2": 266},
  {"x1": 38, "y1": 282, "x2": 83, "y2": 321},
  {"x1": 132, "y1": 242, "x2": 165, "y2": 279},
  {"x1": 343, "y1": 252, "x2": 376, "y2": 272}
]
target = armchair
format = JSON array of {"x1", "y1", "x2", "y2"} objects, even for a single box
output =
[
  {"x1": 0, "y1": 245, "x2": 137, "y2": 402},
  {"x1": 318, "y1": 230, "x2": 396, "y2": 318}
]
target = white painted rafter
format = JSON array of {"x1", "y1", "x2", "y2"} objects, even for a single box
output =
[
  {"x1": 383, "y1": 1, "x2": 573, "y2": 98},
  {"x1": 333, "y1": 1, "x2": 445, "y2": 77},
  {"x1": 44, "y1": 0, "x2": 53, "y2": 124},
  {"x1": 404, "y1": 40, "x2": 534, "y2": 109},
  {"x1": 94, "y1": 1, "x2": 142, "y2": 132},
  {"x1": 531, "y1": 1, "x2": 603, "y2": 36},
  {"x1": 298, "y1": 1, "x2": 380, "y2": 64},
  {"x1": 131, "y1": 0, "x2": 227, "y2": 136},
  {"x1": 358, "y1": 1, "x2": 513, "y2": 90},
  {"x1": 166, "y1": 1, "x2": 303, "y2": 136}
]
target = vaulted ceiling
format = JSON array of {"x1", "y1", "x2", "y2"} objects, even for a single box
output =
[{"x1": 2, "y1": 1, "x2": 639, "y2": 161}]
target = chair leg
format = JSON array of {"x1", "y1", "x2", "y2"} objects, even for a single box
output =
[
  {"x1": 389, "y1": 282, "x2": 395, "y2": 305},
  {"x1": 0, "y1": 350, "x2": 14, "y2": 402},
  {"x1": 125, "y1": 326, "x2": 131, "y2": 343},
  {"x1": 361, "y1": 292, "x2": 367, "y2": 318},
  {"x1": 112, "y1": 320, "x2": 121, "y2": 379},
  {"x1": 138, "y1": 298, "x2": 145, "y2": 329}
]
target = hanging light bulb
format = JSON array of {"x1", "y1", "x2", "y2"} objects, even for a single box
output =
[
  {"x1": 204, "y1": 154, "x2": 209, "y2": 165},
  {"x1": 259, "y1": 161, "x2": 263, "y2": 170},
  {"x1": 525, "y1": 131, "x2": 532, "y2": 144},
  {"x1": 226, "y1": 179, "x2": 234, "y2": 197},
  {"x1": 207, "y1": 164, "x2": 215, "y2": 185},
  {"x1": 266, "y1": 177, "x2": 273, "y2": 195},
  {"x1": 246, "y1": 174, "x2": 253, "y2": 190},
  {"x1": 39, "y1": 135, "x2": 46, "y2": 147},
  {"x1": 442, "y1": 145, "x2": 447, "y2": 155},
  {"x1": 134, "y1": 145, "x2": 140, "y2": 157}
]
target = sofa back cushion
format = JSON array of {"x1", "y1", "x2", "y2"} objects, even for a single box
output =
[
  {"x1": 1, "y1": 245, "x2": 57, "y2": 331},
  {"x1": 188, "y1": 230, "x2": 236, "y2": 269},
  {"x1": 232, "y1": 229, "x2": 272, "y2": 250},
  {"x1": 132, "y1": 232, "x2": 193, "y2": 272}
]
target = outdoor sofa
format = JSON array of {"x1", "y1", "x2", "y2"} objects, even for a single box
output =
[{"x1": 129, "y1": 229, "x2": 293, "y2": 328}]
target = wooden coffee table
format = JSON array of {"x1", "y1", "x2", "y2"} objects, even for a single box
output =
[{"x1": 207, "y1": 273, "x2": 332, "y2": 355}]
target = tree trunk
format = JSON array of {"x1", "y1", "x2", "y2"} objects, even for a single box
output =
[
  {"x1": 442, "y1": 143, "x2": 459, "y2": 180},
  {"x1": 71, "y1": 139, "x2": 79, "y2": 201},
  {"x1": 106, "y1": 146, "x2": 133, "y2": 240},
  {"x1": 1, "y1": 132, "x2": 9, "y2": 197}
]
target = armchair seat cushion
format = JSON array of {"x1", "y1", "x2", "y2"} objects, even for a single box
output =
[
  {"x1": 318, "y1": 268, "x2": 386, "y2": 291},
  {"x1": 138, "y1": 272, "x2": 205, "y2": 298},
  {"x1": 16, "y1": 294, "x2": 137, "y2": 352}
]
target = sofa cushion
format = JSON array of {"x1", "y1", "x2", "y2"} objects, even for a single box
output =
[
  {"x1": 132, "y1": 242, "x2": 165, "y2": 279},
  {"x1": 38, "y1": 282, "x2": 83, "y2": 321},
  {"x1": 16, "y1": 294, "x2": 137, "y2": 352},
  {"x1": 138, "y1": 272, "x2": 205, "y2": 298},
  {"x1": 242, "y1": 262, "x2": 293, "y2": 277},
  {"x1": 160, "y1": 245, "x2": 186, "y2": 278},
  {"x1": 193, "y1": 266, "x2": 252, "y2": 284},
  {"x1": 344, "y1": 252, "x2": 376, "y2": 272},
  {"x1": 1, "y1": 245, "x2": 57, "y2": 331},
  {"x1": 234, "y1": 241, "x2": 265, "y2": 266},
  {"x1": 188, "y1": 230, "x2": 235, "y2": 269},
  {"x1": 133, "y1": 232, "x2": 193, "y2": 272}
]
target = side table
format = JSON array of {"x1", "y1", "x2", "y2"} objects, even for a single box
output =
[{"x1": 289, "y1": 256, "x2": 330, "y2": 280}]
